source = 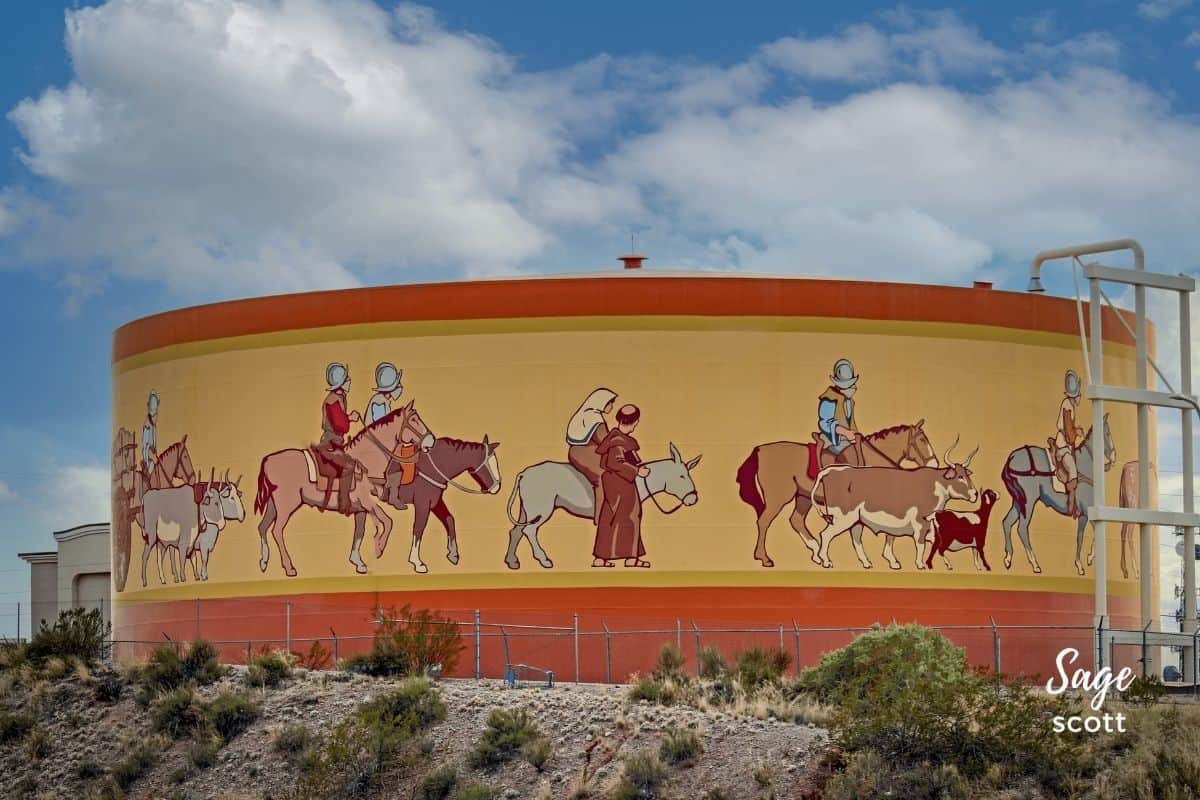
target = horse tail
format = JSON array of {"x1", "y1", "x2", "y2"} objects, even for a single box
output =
[
  {"x1": 505, "y1": 471, "x2": 524, "y2": 525},
  {"x1": 811, "y1": 469, "x2": 832, "y2": 524},
  {"x1": 735, "y1": 448, "x2": 766, "y2": 517},
  {"x1": 254, "y1": 456, "x2": 275, "y2": 515},
  {"x1": 1001, "y1": 455, "x2": 1027, "y2": 518}
]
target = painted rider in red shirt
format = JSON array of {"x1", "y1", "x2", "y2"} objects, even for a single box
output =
[{"x1": 318, "y1": 362, "x2": 362, "y2": 515}]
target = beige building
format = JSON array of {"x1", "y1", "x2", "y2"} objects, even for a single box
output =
[{"x1": 19, "y1": 523, "x2": 111, "y2": 637}]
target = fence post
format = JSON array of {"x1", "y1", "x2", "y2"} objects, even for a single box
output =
[
  {"x1": 286, "y1": 601, "x2": 292, "y2": 654},
  {"x1": 499, "y1": 625, "x2": 511, "y2": 673},
  {"x1": 675, "y1": 618, "x2": 682, "y2": 655},
  {"x1": 603, "y1": 622, "x2": 612, "y2": 685},
  {"x1": 246, "y1": 641, "x2": 251, "y2": 664},
  {"x1": 691, "y1": 621, "x2": 701, "y2": 676},
  {"x1": 330, "y1": 627, "x2": 339, "y2": 666},
  {"x1": 474, "y1": 610, "x2": 481, "y2": 679},
  {"x1": 574, "y1": 613, "x2": 581, "y2": 684},
  {"x1": 16, "y1": 601, "x2": 20, "y2": 644},
  {"x1": 792, "y1": 620, "x2": 800, "y2": 677},
  {"x1": 1096, "y1": 615, "x2": 1106, "y2": 671},
  {"x1": 1141, "y1": 619, "x2": 1152, "y2": 678},
  {"x1": 778, "y1": 624, "x2": 784, "y2": 652},
  {"x1": 1193, "y1": 628, "x2": 1198, "y2": 698},
  {"x1": 990, "y1": 616, "x2": 1000, "y2": 685}
]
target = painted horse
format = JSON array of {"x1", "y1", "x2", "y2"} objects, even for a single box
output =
[
  {"x1": 503, "y1": 443, "x2": 701, "y2": 570},
  {"x1": 378, "y1": 436, "x2": 502, "y2": 573},
  {"x1": 253, "y1": 402, "x2": 433, "y2": 577},
  {"x1": 999, "y1": 414, "x2": 1115, "y2": 575},
  {"x1": 735, "y1": 422, "x2": 939, "y2": 567}
]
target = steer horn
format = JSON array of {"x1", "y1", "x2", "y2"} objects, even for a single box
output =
[
  {"x1": 942, "y1": 434, "x2": 960, "y2": 466},
  {"x1": 209, "y1": 467, "x2": 215, "y2": 486},
  {"x1": 235, "y1": 474, "x2": 242, "y2": 488},
  {"x1": 964, "y1": 445, "x2": 980, "y2": 469}
]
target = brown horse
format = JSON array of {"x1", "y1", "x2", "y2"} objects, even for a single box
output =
[
  {"x1": 1087, "y1": 460, "x2": 1155, "y2": 579},
  {"x1": 380, "y1": 435, "x2": 502, "y2": 574},
  {"x1": 253, "y1": 402, "x2": 431, "y2": 577},
  {"x1": 735, "y1": 422, "x2": 938, "y2": 567}
]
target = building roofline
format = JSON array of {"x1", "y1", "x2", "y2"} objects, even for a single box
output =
[
  {"x1": 18, "y1": 551, "x2": 57, "y2": 565},
  {"x1": 52, "y1": 522, "x2": 110, "y2": 543}
]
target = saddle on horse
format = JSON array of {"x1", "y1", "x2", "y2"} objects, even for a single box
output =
[
  {"x1": 380, "y1": 442, "x2": 419, "y2": 505},
  {"x1": 807, "y1": 433, "x2": 861, "y2": 479},
  {"x1": 310, "y1": 444, "x2": 363, "y2": 515}
]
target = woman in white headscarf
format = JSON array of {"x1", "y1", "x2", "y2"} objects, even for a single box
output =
[{"x1": 566, "y1": 388, "x2": 618, "y2": 526}]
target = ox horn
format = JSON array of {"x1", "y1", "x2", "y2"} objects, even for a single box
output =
[
  {"x1": 235, "y1": 474, "x2": 243, "y2": 488},
  {"x1": 209, "y1": 467, "x2": 215, "y2": 485},
  {"x1": 942, "y1": 434, "x2": 960, "y2": 466},
  {"x1": 964, "y1": 445, "x2": 980, "y2": 468},
  {"x1": 224, "y1": 468, "x2": 230, "y2": 484}
]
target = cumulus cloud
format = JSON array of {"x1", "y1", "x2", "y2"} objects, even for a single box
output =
[
  {"x1": 0, "y1": 481, "x2": 17, "y2": 504},
  {"x1": 1138, "y1": 0, "x2": 1193, "y2": 20},
  {"x1": 36, "y1": 466, "x2": 110, "y2": 530},
  {"x1": 0, "y1": 2, "x2": 1198, "y2": 301}
]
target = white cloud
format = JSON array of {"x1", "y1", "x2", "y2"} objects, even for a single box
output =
[
  {"x1": 0, "y1": 2, "x2": 1197, "y2": 302},
  {"x1": 1138, "y1": 0, "x2": 1193, "y2": 20},
  {"x1": 0, "y1": 481, "x2": 17, "y2": 504},
  {"x1": 1186, "y1": 31, "x2": 1200, "y2": 46},
  {"x1": 38, "y1": 466, "x2": 110, "y2": 530}
]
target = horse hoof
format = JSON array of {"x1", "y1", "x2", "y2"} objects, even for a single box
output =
[
  {"x1": 1004, "y1": 556, "x2": 1013, "y2": 570},
  {"x1": 1087, "y1": 553, "x2": 1095, "y2": 566},
  {"x1": 505, "y1": 559, "x2": 521, "y2": 571},
  {"x1": 758, "y1": 556, "x2": 774, "y2": 568},
  {"x1": 537, "y1": 558, "x2": 553, "y2": 569},
  {"x1": 446, "y1": 552, "x2": 459, "y2": 566},
  {"x1": 285, "y1": 567, "x2": 297, "y2": 577},
  {"x1": 1033, "y1": 565, "x2": 1042, "y2": 574},
  {"x1": 258, "y1": 559, "x2": 268, "y2": 573},
  {"x1": 350, "y1": 560, "x2": 368, "y2": 574},
  {"x1": 412, "y1": 563, "x2": 428, "y2": 575}
]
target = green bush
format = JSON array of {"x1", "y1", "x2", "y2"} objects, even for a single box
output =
[
  {"x1": 0, "y1": 710, "x2": 34, "y2": 742},
  {"x1": 522, "y1": 736, "x2": 553, "y2": 771},
  {"x1": 698, "y1": 646, "x2": 727, "y2": 680},
  {"x1": 1122, "y1": 674, "x2": 1166, "y2": 706},
  {"x1": 456, "y1": 783, "x2": 494, "y2": 800},
  {"x1": 111, "y1": 737, "x2": 161, "y2": 792},
  {"x1": 652, "y1": 643, "x2": 686, "y2": 682},
  {"x1": 153, "y1": 686, "x2": 206, "y2": 738},
  {"x1": 734, "y1": 645, "x2": 791, "y2": 689},
  {"x1": 1085, "y1": 704, "x2": 1200, "y2": 799},
  {"x1": 247, "y1": 649, "x2": 293, "y2": 688},
  {"x1": 189, "y1": 735, "x2": 221, "y2": 769},
  {"x1": 629, "y1": 675, "x2": 663, "y2": 704},
  {"x1": 26, "y1": 726, "x2": 51, "y2": 760},
  {"x1": 801, "y1": 624, "x2": 1083, "y2": 792},
  {"x1": 93, "y1": 671, "x2": 123, "y2": 702},
  {"x1": 415, "y1": 764, "x2": 458, "y2": 800},
  {"x1": 273, "y1": 723, "x2": 311, "y2": 758},
  {"x1": 75, "y1": 758, "x2": 104, "y2": 780},
  {"x1": 468, "y1": 707, "x2": 542, "y2": 769},
  {"x1": 340, "y1": 605, "x2": 462, "y2": 678},
  {"x1": 296, "y1": 677, "x2": 445, "y2": 798},
  {"x1": 25, "y1": 608, "x2": 109, "y2": 667},
  {"x1": 182, "y1": 639, "x2": 225, "y2": 685},
  {"x1": 611, "y1": 751, "x2": 668, "y2": 800},
  {"x1": 702, "y1": 790, "x2": 731, "y2": 800},
  {"x1": 205, "y1": 690, "x2": 259, "y2": 741},
  {"x1": 659, "y1": 726, "x2": 703, "y2": 766},
  {"x1": 141, "y1": 643, "x2": 186, "y2": 692}
]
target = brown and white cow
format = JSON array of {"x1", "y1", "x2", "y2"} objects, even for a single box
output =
[{"x1": 811, "y1": 446, "x2": 979, "y2": 570}]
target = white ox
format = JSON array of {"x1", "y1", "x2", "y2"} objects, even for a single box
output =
[
  {"x1": 811, "y1": 445, "x2": 979, "y2": 571},
  {"x1": 187, "y1": 473, "x2": 247, "y2": 581},
  {"x1": 140, "y1": 471, "x2": 246, "y2": 586}
]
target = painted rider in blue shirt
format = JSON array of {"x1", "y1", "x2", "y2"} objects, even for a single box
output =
[{"x1": 816, "y1": 358, "x2": 862, "y2": 466}]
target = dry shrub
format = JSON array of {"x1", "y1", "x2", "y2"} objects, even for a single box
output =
[
  {"x1": 468, "y1": 707, "x2": 542, "y2": 769},
  {"x1": 340, "y1": 605, "x2": 462, "y2": 678}
]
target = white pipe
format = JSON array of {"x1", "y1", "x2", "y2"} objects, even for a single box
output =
[{"x1": 1031, "y1": 239, "x2": 1145, "y2": 284}]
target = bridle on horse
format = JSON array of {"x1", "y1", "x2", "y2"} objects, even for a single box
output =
[
  {"x1": 418, "y1": 445, "x2": 494, "y2": 495},
  {"x1": 857, "y1": 427, "x2": 923, "y2": 468},
  {"x1": 637, "y1": 470, "x2": 692, "y2": 515}
]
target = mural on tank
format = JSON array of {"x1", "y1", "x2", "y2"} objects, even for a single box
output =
[
  {"x1": 998, "y1": 369, "x2": 1117, "y2": 576},
  {"x1": 252, "y1": 361, "x2": 501, "y2": 578},
  {"x1": 110, "y1": 390, "x2": 245, "y2": 592},
  {"x1": 504, "y1": 388, "x2": 702, "y2": 570}
]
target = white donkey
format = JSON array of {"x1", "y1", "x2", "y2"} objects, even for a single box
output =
[{"x1": 504, "y1": 443, "x2": 701, "y2": 569}]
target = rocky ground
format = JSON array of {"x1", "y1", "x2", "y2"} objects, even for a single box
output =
[{"x1": 1, "y1": 667, "x2": 828, "y2": 799}]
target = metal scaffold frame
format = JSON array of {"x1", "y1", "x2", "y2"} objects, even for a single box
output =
[{"x1": 1030, "y1": 239, "x2": 1199, "y2": 677}]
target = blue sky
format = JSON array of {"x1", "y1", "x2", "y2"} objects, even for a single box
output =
[{"x1": 0, "y1": 0, "x2": 1198, "y2": 638}]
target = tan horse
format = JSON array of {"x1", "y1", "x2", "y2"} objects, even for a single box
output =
[
  {"x1": 253, "y1": 402, "x2": 431, "y2": 577},
  {"x1": 735, "y1": 422, "x2": 938, "y2": 567},
  {"x1": 1087, "y1": 460, "x2": 1155, "y2": 579}
]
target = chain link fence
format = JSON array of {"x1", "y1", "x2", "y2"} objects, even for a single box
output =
[{"x1": 90, "y1": 598, "x2": 1199, "y2": 690}]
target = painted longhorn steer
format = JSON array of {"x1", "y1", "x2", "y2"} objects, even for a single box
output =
[
  {"x1": 186, "y1": 472, "x2": 247, "y2": 581},
  {"x1": 811, "y1": 446, "x2": 979, "y2": 570}
]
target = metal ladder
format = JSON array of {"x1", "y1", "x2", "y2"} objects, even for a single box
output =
[{"x1": 1030, "y1": 239, "x2": 1198, "y2": 677}]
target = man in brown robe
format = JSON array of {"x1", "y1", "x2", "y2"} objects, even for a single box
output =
[{"x1": 593, "y1": 404, "x2": 652, "y2": 568}]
